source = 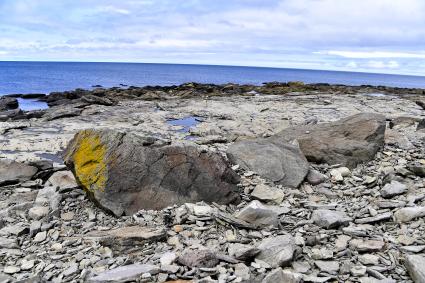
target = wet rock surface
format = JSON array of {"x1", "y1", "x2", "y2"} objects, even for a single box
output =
[{"x1": 0, "y1": 82, "x2": 424, "y2": 282}]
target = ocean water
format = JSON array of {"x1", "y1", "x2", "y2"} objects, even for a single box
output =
[{"x1": 1, "y1": 61, "x2": 424, "y2": 98}]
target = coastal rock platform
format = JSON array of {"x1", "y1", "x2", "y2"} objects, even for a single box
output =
[{"x1": 0, "y1": 82, "x2": 424, "y2": 282}]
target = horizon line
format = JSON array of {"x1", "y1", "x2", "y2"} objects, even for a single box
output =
[{"x1": 1, "y1": 59, "x2": 424, "y2": 79}]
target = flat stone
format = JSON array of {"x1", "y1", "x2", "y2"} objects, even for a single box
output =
[
  {"x1": 21, "y1": 259, "x2": 35, "y2": 271},
  {"x1": 349, "y1": 239, "x2": 385, "y2": 252},
  {"x1": 404, "y1": 254, "x2": 425, "y2": 283},
  {"x1": 87, "y1": 264, "x2": 160, "y2": 283},
  {"x1": 251, "y1": 184, "x2": 285, "y2": 204},
  {"x1": 262, "y1": 268, "x2": 302, "y2": 283},
  {"x1": 311, "y1": 248, "x2": 333, "y2": 260},
  {"x1": 351, "y1": 265, "x2": 367, "y2": 276},
  {"x1": 29, "y1": 221, "x2": 42, "y2": 237},
  {"x1": 358, "y1": 254, "x2": 380, "y2": 265},
  {"x1": 311, "y1": 209, "x2": 352, "y2": 229},
  {"x1": 0, "y1": 159, "x2": 38, "y2": 186},
  {"x1": 256, "y1": 235, "x2": 296, "y2": 268},
  {"x1": 3, "y1": 266, "x2": 21, "y2": 274},
  {"x1": 234, "y1": 200, "x2": 279, "y2": 227},
  {"x1": 228, "y1": 243, "x2": 260, "y2": 261},
  {"x1": 394, "y1": 207, "x2": 425, "y2": 223},
  {"x1": 234, "y1": 263, "x2": 250, "y2": 280},
  {"x1": 355, "y1": 212, "x2": 392, "y2": 224},
  {"x1": 84, "y1": 226, "x2": 166, "y2": 252},
  {"x1": 380, "y1": 181, "x2": 407, "y2": 198},
  {"x1": 61, "y1": 212, "x2": 75, "y2": 221},
  {"x1": 0, "y1": 237, "x2": 19, "y2": 249},
  {"x1": 28, "y1": 206, "x2": 49, "y2": 220},
  {"x1": 46, "y1": 170, "x2": 78, "y2": 189},
  {"x1": 0, "y1": 223, "x2": 29, "y2": 236},
  {"x1": 177, "y1": 249, "x2": 218, "y2": 268},
  {"x1": 160, "y1": 252, "x2": 177, "y2": 266},
  {"x1": 227, "y1": 138, "x2": 309, "y2": 188},
  {"x1": 314, "y1": 261, "x2": 340, "y2": 274},
  {"x1": 33, "y1": 231, "x2": 47, "y2": 243}
]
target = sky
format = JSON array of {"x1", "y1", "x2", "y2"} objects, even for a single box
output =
[{"x1": 0, "y1": 0, "x2": 425, "y2": 76}]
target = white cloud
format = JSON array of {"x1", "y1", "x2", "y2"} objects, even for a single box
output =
[
  {"x1": 318, "y1": 50, "x2": 425, "y2": 59},
  {"x1": 367, "y1": 60, "x2": 400, "y2": 69},
  {"x1": 97, "y1": 6, "x2": 131, "y2": 15}
]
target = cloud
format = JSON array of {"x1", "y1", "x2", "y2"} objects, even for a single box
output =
[
  {"x1": 0, "y1": 0, "x2": 424, "y2": 75},
  {"x1": 317, "y1": 51, "x2": 425, "y2": 59}
]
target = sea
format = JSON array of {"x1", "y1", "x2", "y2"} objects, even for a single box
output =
[{"x1": 0, "y1": 61, "x2": 424, "y2": 110}]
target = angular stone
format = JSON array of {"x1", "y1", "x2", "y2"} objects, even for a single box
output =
[
  {"x1": 314, "y1": 261, "x2": 340, "y2": 274},
  {"x1": 28, "y1": 206, "x2": 49, "y2": 220},
  {"x1": 46, "y1": 171, "x2": 78, "y2": 189},
  {"x1": 228, "y1": 243, "x2": 260, "y2": 261},
  {"x1": 251, "y1": 184, "x2": 285, "y2": 204},
  {"x1": 87, "y1": 264, "x2": 160, "y2": 283},
  {"x1": 408, "y1": 164, "x2": 425, "y2": 177},
  {"x1": 33, "y1": 231, "x2": 47, "y2": 243},
  {"x1": 272, "y1": 113, "x2": 386, "y2": 168},
  {"x1": 0, "y1": 96, "x2": 19, "y2": 111},
  {"x1": 64, "y1": 129, "x2": 240, "y2": 216},
  {"x1": 394, "y1": 207, "x2": 425, "y2": 223},
  {"x1": 256, "y1": 235, "x2": 296, "y2": 268},
  {"x1": 262, "y1": 268, "x2": 302, "y2": 283},
  {"x1": 311, "y1": 209, "x2": 352, "y2": 229},
  {"x1": 306, "y1": 169, "x2": 327, "y2": 185},
  {"x1": 349, "y1": 239, "x2": 385, "y2": 252},
  {"x1": 405, "y1": 254, "x2": 425, "y2": 283},
  {"x1": 45, "y1": 107, "x2": 82, "y2": 121},
  {"x1": 0, "y1": 159, "x2": 38, "y2": 186},
  {"x1": 234, "y1": 200, "x2": 279, "y2": 227},
  {"x1": 84, "y1": 226, "x2": 166, "y2": 252},
  {"x1": 177, "y1": 249, "x2": 218, "y2": 268},
  {"x1": 227, "y1": 138, "x2": 309, "y2": 188},
  {"x1": 0, "y1": 237, "x2": 19, "y2": 249},
  {"x1": 380, "y1": 181, "x2": 407, "y2": 198},
  {"x1": 234, "y1": 263, "x2": 250, "y2": 280}
]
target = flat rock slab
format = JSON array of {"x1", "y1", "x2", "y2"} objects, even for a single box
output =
[
  {"x1": 0, "y1": 159, "x2": 38, "y2": 186},
  {"x1": 271, "y1": 113, "x2": 386, "y2": 168},
  {"x1": 404, "y1": 254, "x2": 425, "y2": 283},
  {"x1": 87, "y1": 264, "x2": 160, "y2": 283},
  {"x1": 84, "y1": 226, "x2": 166, "y2": 251},
  {"x1": 256, "y1": 235, "x2": 296, "y2": 268},
  {"x1": 64, "y1": 129, "x2": 240, "y2": 216},
  {"x1": 227, "y1": 138, "x2": 309, "y2": 188}
]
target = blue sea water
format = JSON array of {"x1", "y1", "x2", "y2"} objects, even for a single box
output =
[{"x1": 1, "y1": 61, "x2": 424, "y2": 100}]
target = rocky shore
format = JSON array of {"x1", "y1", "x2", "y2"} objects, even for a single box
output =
[{"x1": 0, "y1": 82, "x2": 425, "y2": 283}]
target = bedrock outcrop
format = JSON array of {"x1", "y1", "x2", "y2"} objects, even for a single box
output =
[{"x1": 63, "y1": 129, "x2": 240, "y2": 216}]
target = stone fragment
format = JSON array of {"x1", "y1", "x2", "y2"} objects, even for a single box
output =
[
  {"x1": 61, "y1": 212, "x2": 75, "y2": 221},
  {"x1": 349, "y1": 239, "x2": 385, "y2": 252},
  {"x1": 3, "y1": 266, "x2": 21, "y2": 274},
  {"x1": 355, "y1": 212, "x2": 392, "y2": 224},
  {"x1": 408, "y1": 163, "x2": 425, "y2": 177},
  {"x1": 272, "y1": 113, "x2": 386, "y2": 168},
  {"x1": 394, "y1": 207, "x2": 425, "y2": 223},
  {"x1": 64, "y1": 129, "x2": 240, "y2": 216},
  {"x1": 85, "y1": 226, "x2": 166, "y2": 252},
  {"x1": 0, "y1": 159, "x2": 38, "y2": 186},
  {"x1": 45, "y1": 107, "x2": 82, "y2": 121},
  {"x1": 351, "y1": 265, "x2": 367, "y2": 276},
  {"x1": 227, "y1": 138, "x2": 309, "y2": 188},
  {"x1": 88, "y1": 264, "x2": 160, "y2": 283},
  {"x1": 0, "y1": 96, "x2": 19, "y2": 111},
  {"x1": 234, "y1": 200, "x2": 279, "y2": 227},
  {"x1": 380, "y1": 181, "x2": 407, "y2": 198},
  {"x1": 256, "y1": 235, "x2": 296, "y2": 268},
  {"x1": 228, "y1": 243, "x2": 260, "y2": 261},
  {"x1": 251, "y1": 184, "x2": 285, "y2": 204},
  {"x1": 306, "y1": 169, "x2": 327, "y2": 185},
  {"x1": 28, "y1": 206, "x2": 49, "y2": 220},
  {"x1": 358, "y1": 254, "x2": 380, "y2": 265},
  {"x1": 177, "y1": 249, "x2": 218, "y2": 268},
  {"x1": 311, "y1": 248, "x2": 333, "y2": 260},
  {"x1": 314, "y1": 261, "x2": 340, "y2": 274},
  {"x1": 311, "y1": 209, "x2": 352, "y2": 229},
  {"x1": 404, "y1": 254, "x2": 425, "y2": 283},
  {"x1": 46, "y1": 171, "x2": 78, "y2": 189},
  {"x1": 262, "y1": 268, "x2": 302, "y2": 283},
  {"x1": 234, "y1": 263, "x2": 250, "y2": 280},
  {"x1": 160, "y1": 252, "x2": 177, "y2": 266},
  {"x1": 33, "y1": 231, "x2": 47, "y2": 243},
  {"x1": 0, "y1": 237, "x2": 19, "y2": 249},
  {"x1": 330, "y1": 167, "x2": 351, "y2": 182}
]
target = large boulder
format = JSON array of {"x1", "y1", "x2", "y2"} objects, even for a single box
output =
[
  {"x1": 64, "y1": 129, "x2": 240, "y2": 216},
  {"x1": 227, "y1": 138, "x2": 309, "y2": 188},
  {"x1": 0, "y1": 159, "x2": 38, "y2": 186},
  {"x1": 271, "y1": 113, "x2": 386, "y2": 168}
]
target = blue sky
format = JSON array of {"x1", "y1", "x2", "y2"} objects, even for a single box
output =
[{"x1": 1, "y1": 0, "x2": 425, "y2": 76}]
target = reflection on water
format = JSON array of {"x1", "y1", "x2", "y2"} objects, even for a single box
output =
[
  {"x1": 17, "y1": 98, "x2": 49, "y2": 111},
  {"x1": 167, "y1": 116, "x2": 202, "y2": 133}
]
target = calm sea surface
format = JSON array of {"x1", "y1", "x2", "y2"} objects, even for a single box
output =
[{"x1": 1, "y1": 61, "x2": 424, "y2": 98}]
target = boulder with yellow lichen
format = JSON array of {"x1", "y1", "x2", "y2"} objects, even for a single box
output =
[{"x1": 63, "y1": 129, "x2": 240, "y2": 216}]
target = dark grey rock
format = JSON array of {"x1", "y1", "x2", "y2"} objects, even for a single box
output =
[
  {"x1": 311, "y1": 209, "x2": 352, "y2": 229},
  {"x1": 0, "y1": 96, "x2": 19, "y2": 111},
  {"x1": 271, "y1": 113, "x2": 386, "y2": 168},
  {"x1": 177, "y1": 249, "x2": 219, "y2": 268},
  {"x1": 0, "y1": 159, "x2": 38, "y2": 186},
  {"x1": 64, "y1": 129, "x2": 240, "y2": 216},
  {"x1": 227, "y1": 138, "x2": 309, "y2": 188},
  {"x1": 256, "y1": 235, "x2": 296, "y2": 268}
]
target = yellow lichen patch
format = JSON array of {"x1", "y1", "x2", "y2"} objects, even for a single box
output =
[{"x1": 73, "y1": 132, "x2": 107, "y2": 192}]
